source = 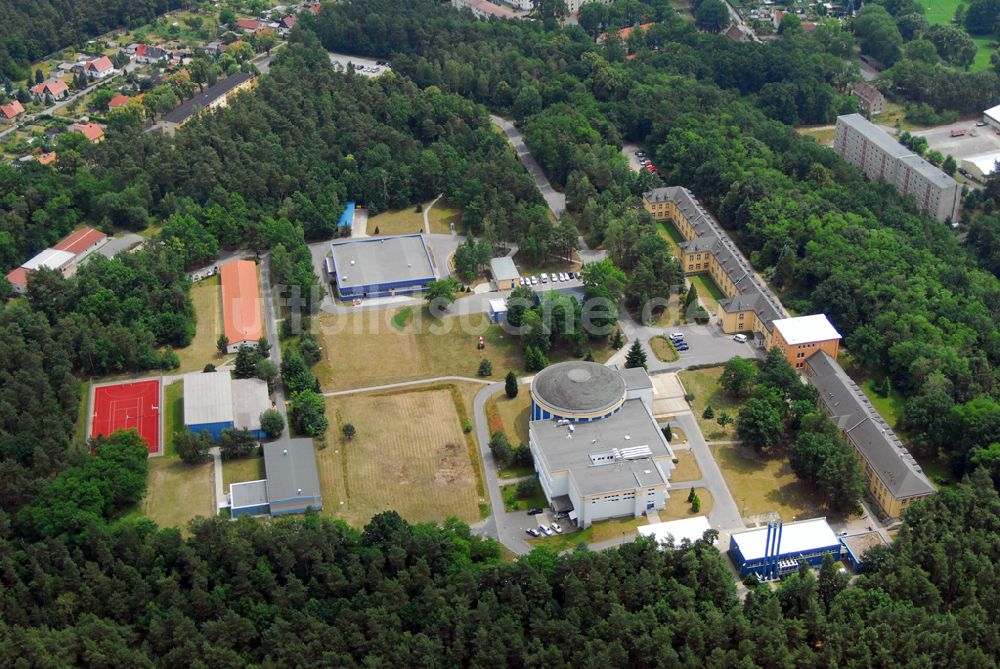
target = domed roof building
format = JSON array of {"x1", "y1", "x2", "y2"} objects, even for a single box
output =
[{"x1": 527, "y1": 362, "x2": 675, "y2": 529}]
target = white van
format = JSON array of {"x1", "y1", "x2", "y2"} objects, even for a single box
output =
[{"x1": 733, "y1": 334, "x2": 748, "y2": 343}]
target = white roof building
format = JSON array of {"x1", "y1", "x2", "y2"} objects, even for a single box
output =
[
  {"x1": 183, "y1": 372, "x2": 270, "y2": 434},
  {"x1": 984, "y1": 103, "x2": 1000, "y2": 125},
  {"x1": 638, "y1": 516, "x2": 712, "y2": 548},
  {"x1": 770, "y1": 314, "x2": 841, "y2": 346},
  {"x1": 22, "y1": 248, "x2": 75, "y2": 272},
  {"x1": 961, "y1": 152, "x2": 1000, "y2": 181},
  {"x1": 730, "y1": 517, "x2": 839, "y2": 562}
]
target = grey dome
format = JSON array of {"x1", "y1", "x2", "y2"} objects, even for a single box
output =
[{"x1": 531, "y1": 361, "x2": 626, "y2": 416}]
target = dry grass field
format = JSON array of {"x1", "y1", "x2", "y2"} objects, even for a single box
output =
[
  {"x1": 713, "y1": 445, "x2": 822, "y2": 521},
  {"x1": 679, "y1": 366, "x2": 744, "y2": 440},
  {"x1": 142, "y1": 457, "x2": 215, "y2": 530},
  {"x1": 319, "y1": 385, "x2": 485, "y2": 526},
  {"x1": 661, "y1": 487, "x2": 714, "y2": 521},
  {"x1": 174, "y1": 276, "x2": 233, "y2": 373},
  {"x1": 366, "y1": 199, "x2": 464, "y2": 236},
  {"x1": 315, "y1": 307, "x2": 524, "y2": 390},
  {"x1": 670, "y1": 450, "x2": 702, "y2": 482}
]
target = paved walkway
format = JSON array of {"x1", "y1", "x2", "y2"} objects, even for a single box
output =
[
  {"x1": 259, "y1": 253, "x2": 289, "y2": 435},
  {"x1": 322, "y1": 376, "x2": 492, "y2": 397},
  {"x1": 351, "y1": 208, "x2": 369, "y2": 238},
  {"x1": 490, "y1": 114, "x2": 565, "y2": 220},
  {"x1": 210, "y1": 447, "x2": 224, "y2": 510},
  {"x1": 672, "y1": 412, "x2": 745, "y2": 531},
  {"x1": 423, "y1": 193, "x2": 443, "y2": 235}
]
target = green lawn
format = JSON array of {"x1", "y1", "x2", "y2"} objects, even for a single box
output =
[
  {"x1": 657, "y1": 222, "x2": 685, "y2": 255},
  {"x1": 917, "y1": 1, "x2": 995, "y2": 71},
  {"x1": 688, "y1": 274, "x2": 726, "y2": 313},
  {"x1": 650, "y1": 335, "x2": 679, "y2": 363},
  {"x1": 74, "y1": 382, "x2": 91, "y2": 449},
  {"x1": 861, "y1": 379, "x2": 906, "y2": 429},
  {"x1": 391, "y1": 306, "x2": 413, "y2": 331},
  {"x1": 222, "y1": 456, "x2": 266, "y2": 490},
  {"x1": 501, "y1": 483, "x2": 546, "y2": 511},
  {"x1": 678, "y1": 366, "x2": 744, "y2": 440},
  {"x1": 526, "y1": 516, "x2": 648, "y2": 552},
  {"x1": 162, "y1": 382, "x2": 184, "y2": 458}
]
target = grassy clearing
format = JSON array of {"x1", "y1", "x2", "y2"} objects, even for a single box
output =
[
  {"x1": 162, "y1": 382, "x2": 184, "y2": 458},
  {"x1": 650, "y1": 335, "x2": 679, "y2": 362},
  {"x1": 319, "y1": 386, "x2": 484, "y2": 526},
  {"x1": 657, "y1": 222, "x2": 685, "y2": 255},
  {"x1": 501, "y1": 483, "x2": 546, "y2": 511},
  {"x1": 861, "y1": 379, "x2": 907, "y2": 428},
  {"x1": 661, "y1": 487, "x2": 714, "y2": 521},
  {"x1": 222, "y1": 456, "x2": 265, "y2": 490},
  {"x1": 920, "y1": 0, "x2": 961, "y2": 24},
  {"x1": 527, "y1": 516, "x2": 648, "y2": 551},
  {"x1": 367, "y1": 206, "x2": 426, "y2": 236},
  {"x1": 485, "y1": 390, "x2": 531, "y2": 445},
  {"x1": 316, "y1": 307, "x2": 524, "y2": 390},
  {"x1": 689, "y1": 274, "x2": 726, "y2": 313},
  {"x1": 797, "y1": 125, "x2": 836, "y2": 144},
  {"x1": 713, "y1": 444, "x2": 824, "y2": 521},
  {"x1": 142, "y1": 457, "x2": 215, "y2": 530},
  {"x1": 73, "y1": 381, "x2": 91, "y2": 449},
  {"x1": 678, "y1": 367, "x2": 744, "y2": 440},
  {"x1": 671, "y1": 450, "x2": 702, "y2": 482},
  {"x1": 174, "y1": 276, "x2": 232, "y2": 373},
  {"x1": 426, "y1": 200, "x2": 464, "y2": 234}
]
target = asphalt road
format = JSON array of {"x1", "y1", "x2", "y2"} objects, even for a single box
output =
[
  {"x1": 672, "y1": 413, "x2": 745, "y2": 531},
  {"x1": 260, "y1": 253, "x2": 289, "y2": 436},
  {"x1": 490, "y1": 114, "x2": 566, "y2": 220}
]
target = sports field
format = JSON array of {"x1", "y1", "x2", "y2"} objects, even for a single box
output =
[
  {"x1": 91, "y1": 380, "x2": 161, "y2": 454},
  {"x1": 319, "y1": 386, "x2": 484, "y2": 526}
]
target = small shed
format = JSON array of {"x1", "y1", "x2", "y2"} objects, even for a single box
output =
[
  {"x1": 230, "y1": 479, "x2": 269, "y2": 518},
  {"x1": 490, "y1": 256, "x2": 520, "y2": 290},
  {"x1": 840, "y1": 530, "x2": 888, "y2": 572},
  {"x1": 488, "y1": 298, "x2": 507, "y2": 323}
]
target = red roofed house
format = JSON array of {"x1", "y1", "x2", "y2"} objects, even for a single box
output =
[
  {"x1": 134, "y1": 44, "x2": 168, "y2": 63},
  {"x1": 53, "y1": 227, "x2": 108, "y2": 257},
  {"x1": 236, "y1": 18, "x2": 266, "y2": 34},
  {"x1": 281, "y1": 15, "x2": 298, "y2": 32},
  {"x1": 68, "y1": 123, "x2": 105, "y2": 143},
  {"x1": 5, "y1": 226, "x2": 107, "y2": 295},
  {"x1": 108, "y1": 94, "x2": 132, "y2": 109},
  {"x1": 30, "y1": 80, "x2": 69, "y2": 101},
  {"x1": 310, "y1": 3, "x2": 321, "y2": 15},
  {"x1": 36, "y1": 152, "x2": 57, "y2": 166},
  {"x1": 0, "y1": 100, "x2": 24, "y2": 123},
  {"x1": 84, "y1": 56, "x2": 115, "y2": 79},
  {"x1": 220, "y1": 259, "x2": 263, "y2": 352},
  {"x1": 598, "y1": 22, "x2": 656, "y2": 44}
]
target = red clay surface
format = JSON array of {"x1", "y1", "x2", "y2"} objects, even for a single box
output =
[{"x1": 91, "y1": 380, "x2": 160, "y2": 454}]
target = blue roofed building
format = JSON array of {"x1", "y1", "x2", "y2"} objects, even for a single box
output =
[{"x1": 337, "y1": 201, "x2": 355, "y2": 229}]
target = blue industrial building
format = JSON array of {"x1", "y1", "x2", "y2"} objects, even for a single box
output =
[
  {"x1": 226, "y1": 437, "x2": 323, "y2": 518},
  {"x1": 730, "y1": 518, "x2": 842, "y2": 578},
  {"x1": 183, "y1": 372, "x2": 270, "y2": 441},
  {"x1": 329, "y1": 234, "x2": 436, "y2": 299}
]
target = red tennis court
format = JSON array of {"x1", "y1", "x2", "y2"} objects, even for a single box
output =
[{"x1": 91, "y1": 380, "x2": 161, "y2": 454}]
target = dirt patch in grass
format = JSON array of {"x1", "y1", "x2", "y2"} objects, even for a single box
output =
[
  {"x1": 319, "y1": 385, "x2": 484, "y2": 526},
  {"x1": 174, "y1": 276, "x2": 232, "y2": 373},
  {"x1": 661, "y1": 487, "x2": 714, "y2": 521},
  {"x1": 671, "y1": 450, "x2": 702, "y2": 482},
  {"x1": 713, "y1": 444, "x2": 824, "y2": 522},
  {"x1": 650, "y1": 335, "x2": 679, "y2": 362},
  {"x1": 222, "y1": 456, "x2": 265, "y2": 490},
  {"x1": 678, "y1": 367, "x2": 744, "y2": 440},
  {"x1": 796, "y1": 125, "x2": 836, "y2": 144},
  {"x1": 142, "y1": 457, "x2": 215, "y2": 530}
]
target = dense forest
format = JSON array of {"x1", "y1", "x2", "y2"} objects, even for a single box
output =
[
  {"x1": 0, "y1": 0, "x2": 187, "y2": 81},
  {"x1": 0, "y1": 1, "x2": 996, "y2": 665}
]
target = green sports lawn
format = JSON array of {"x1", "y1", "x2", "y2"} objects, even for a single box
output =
[{"x1": 919, "y1": 0, "x2": 997, "y2": 70}]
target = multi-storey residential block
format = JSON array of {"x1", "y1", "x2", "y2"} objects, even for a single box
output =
[{"x1": 834, "y1": 114, "x2": 960, "y2": 224}]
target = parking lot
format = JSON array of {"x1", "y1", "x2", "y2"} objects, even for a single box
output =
[
  {"x1": 327, "y1": 51, "x2": 391, "y2": 77},
  {"x1": 909, "y1": 119, "x2": 1000, "y2": 166}
]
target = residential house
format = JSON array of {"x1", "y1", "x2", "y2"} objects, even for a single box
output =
[
  {"x1": 36, "y1": 152, "x2": 57, "y2": 166},
  {"x1": 84, "y1": 56, "x2": 115, "y2": 79},
  {"x1": 30, "y1": 80, "x2": 69, "y2": 101},
  {"x1": 851, "y1": 82, "x2": 886, "y2": 117},
  {"x1": 0, "y1": 100, "x2": 25, "y2": 124},
  {"x1": 68, "y1": 122, "x2": 105, "y2": 143},
  {"x1": 236, "y1": 18, "x2": 267, "y2": 33},
  {"x1": 133, "y1": 44, "x2": 168, "y2": 64},
  {"x1": 280, "y1": 15, "x2": 298, "y2": 33}
]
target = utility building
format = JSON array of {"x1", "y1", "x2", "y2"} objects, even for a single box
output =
[
  {"x1": 183, "y1": 372, "x2": 270, "y2": 441},
  {"x1": 220, "y1": 259, "x2": 263, "y2": 353},
  {"x1": 329, "y1": 234, "x2": 436, "y2": 299},
  {"x1": 528, "y1": 362, "x2": 674, "y2": 529},
  {"x1": 489, "y1": 256, "x2": 520, "y2": 290},
  {"x1": 729, "y1": 517, "x2": 841, "y2": 578},
  {"x1": 228, "y1": 438, "x2": 323, "y2": 518}
]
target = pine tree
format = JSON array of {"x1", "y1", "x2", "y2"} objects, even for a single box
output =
[
  {"x1": 478, "y1": 358, "x2": 493, "y2": 377},
  {"x1": 624, "y1": 340, "x2": 647, "y2": 369},
  {"x1": 703, "y1": 405, "x2": 714, "y2": 419},
  {"x1": 505, "y1": 370, "x2": 518, "y2": 398},
  {"x1": 611, "y1": 329, "x2": 625, "y2": 349}
]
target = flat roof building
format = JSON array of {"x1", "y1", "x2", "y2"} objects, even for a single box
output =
[
  {"x1": 639, "y1": 516, "x2": 712, "y2": 548},
  {"x1": 768, "y1": 314, "x2": 842, "y2": 369},
  {"x1": 264, "y1": 437, "x2": 323, "y2": 515},
  {"x1": 840, "y1": 530, "x2": 888, "y2": 571},
  {"x1": 834, "y1": 114, "x2": 960, "y2": 224},
  {"x1": 219, "y1": 259, "x2": 263, "y2": 353},
  {"x1": 230, "y1": 479, "x2": 270, "y2": 518},
  {"x1": 4, "y1": 227, "x2": 107, "y2": 294},
  {"x1": 729, "y1": 517, "x2": 841, "y2": 578},
  {"x1": 488, "y1": 298, "x2": 507, "y2": 323},
  {"x1": 529, "y1": 362, "x2": 674, "y2": 529},
  {"x1": 329, "y1": 234, "x2": 436, "y2": 299},
  {"x1": 960, "y1": 152, "x2": 1000, "y2": 181},
  {"x1": 804, "y1": 350, "x2": 935, "y2": 518},
  {"x1": 183, "y1": 372, "x2": 270, "y2": 441},
  {"x1": 490, "y1": 256, "x2": 520, "y2": 290}
]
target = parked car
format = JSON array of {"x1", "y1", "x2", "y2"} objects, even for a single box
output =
[
  {"x1": 733, "y1": 333, "x2": 748, "y2": 343},
  {"x1": 550, "y1": 522, "x2": 563, "y2": 533},
  {"x1": 538, "y1": 524, "x2": 553, "y2": 536},
  {"x1": 950, "y1": 129, "x2": 966, "y2": 137},
  {"x1": 530, "y1": 276, "x2": 538, "y2": 285},
  {"x1": 527, "y1": 507, "x2": 543, "y2": 515},
  {"x1": 525, "y1": 528, "x2": 541, "y2": 537},
  {"x1": 668, "y1": 332, "x2": 684, "y2": 340},
  {"x1": 540, "y1": 273, "x2": 548, "y2": 283},
  {"x1": 568, "y1": 272, "x2": 575, "y2": 280},
  {"x1": 676, "y1": 343, "x2": 689, "y2": 351},
  {"x1": 977, "y1": 120, "x2": 989, "y2": 127}
]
